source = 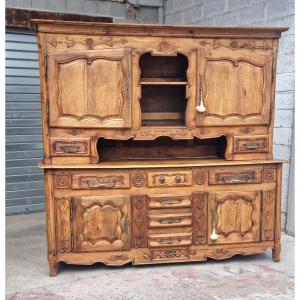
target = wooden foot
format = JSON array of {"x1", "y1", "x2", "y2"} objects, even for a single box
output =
[
  {"x1": 272, "y1": 242, "x2": 281, "y2": 262},
  {"x1": 49, "y1": 253, "x2": 58, "y2": 276}
]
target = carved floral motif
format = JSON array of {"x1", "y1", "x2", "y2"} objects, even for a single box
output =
[
  {"x1": 79, "y1": 175, "x2": 124, "y2": 189},
  {"x1": 262, "y1": 190, "x2": 275, "y2": 241},
  {"x1": 55, "y1": 175, "x2": 70, "y2": 189},
  {"x1": 56, "y1": 197, "x2": 71, "y2": 253},
  {"x1": 132, "y1": 196, "x2": 147, "y2": 248},
  {"x1": 193, "y1": 169, "x2": 207, "y2": 185},
  {"x1": 109, "y1": 254, "x2": 129, "y2": 261},
  {"x1": 263, "y1": 168, "x2": 276, "y2": 182},
  {"x1": 199, "y1": 39, "x2": 272, "y2": 51},
  {"x1": 131, "y1": 173, "x2": 146, "y2": 187},
  {"x1": 143, "y1": 248, "x2": 196, "y2": 260},
  {"x1": 193, "y1": 193, "x2": 207, "y2": 244},
  {"x1": 47, "y1": 36, "x2": 128, "y2": 49}
]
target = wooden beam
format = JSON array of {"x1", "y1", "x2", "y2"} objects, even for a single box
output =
[{"x1": 5, "y1": 8, "x2": 113, "y2": 29}]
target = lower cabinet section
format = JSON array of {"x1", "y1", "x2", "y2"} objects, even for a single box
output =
[{"x1": 48, "y1": 162, "x2": 281, "y2": 276}]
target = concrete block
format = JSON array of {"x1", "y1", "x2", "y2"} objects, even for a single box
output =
[
  {"x1": 266, "y1": 0, "x2": 294, "y2": 21},
  {"x1": 279, "y1": 14, "x2": 295, "y2": 34},
  {"x1": 277, "y1": 53, "x2": 295, "y2": 74},
  {"x1": 66, "y1": 0, "x2": 98, "y2": 15},
  {"x1": 274, "y1": 109, "x2": 294, "y2": 128},
  {"x1": 96, "y1": 1, "x2": 112, "y2": 16},
  {"x1": 203, "y1": 0, "x2": 226, "y2": 17},
  {"x1": 213, "y1": 11, "x2": 239, "y2": 25},
  {"x1": 110, "y1": 1, "x2": 126, "y2": 17},
  {"x1": 173, "y1": 0, "x2": 193, "y2": 11},
  {"x1": 275, "y1": 91, "x2": 294, "y2": 110},
  {"x1": 281, "y1": 177, "x2": 289, "y2": 211},
  {"x1": 181, "y1": 5, "x2": 203, "y2": 23},
  {"x1": 278, "y1": 34, "x2": 294, "y2": 55},
  {"x1": 274, "y1": 127, "x2": 293, "y2": 145},
  {"x1": 226, "y1": 0, "x2": 252, "y2": 12},
  {"x1": 276, "y1": 72, "x2": 294, "y2": 92},
  {"x1": 238, "y1": 3, "x2": 266, "y2": 24},
  {"x1": 31, "y1": 0, "x2": 65, "y2": 11},
  {"x1": 273, "y1": 144, "x2": 291, "y2": 160},
  {"x1": 166, "y1": 0, "x2": 174, "y2": 13},
  {"x1": 5, "y1": 0, "x2": 31, "y2": 8},
  {"x1": 138, "y1": 6, "x2": 159, "y2": 23},
  {"x1": 191, "y1": 18, "x2": 214, "y2": 26}
]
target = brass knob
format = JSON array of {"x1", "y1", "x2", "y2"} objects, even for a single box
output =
[
  {"x1": 159, "y1": 176, "x2": 165, "y2": 184},
  {"x1": 175, "y1": 175, "x2": 182, "y2": 183}
]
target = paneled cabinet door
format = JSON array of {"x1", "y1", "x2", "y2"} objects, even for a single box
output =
[
  {"x1": 47, "y1": 48, "x2": 131, "y2": 128},
  {"x1": 208, "y1": 191, "x2": 261, "y2": 244},
  {"x1": 196, "y1": 48, "x2": 273, "y2": 126},
  {"x1": 72, "y1": 195, "x2": 130, "y2": 252}
]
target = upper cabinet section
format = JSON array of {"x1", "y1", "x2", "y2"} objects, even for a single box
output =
[
  {"x1": 196, "y1": 47, "x2": 273, "y2": 126},
  {"x1": 47, "y1": 48, "x2": 131, "y2": 128}
]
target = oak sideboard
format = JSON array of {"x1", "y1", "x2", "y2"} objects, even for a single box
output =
[{"x1": 32, "y1": 19, "x2": 288, "y2": 276}]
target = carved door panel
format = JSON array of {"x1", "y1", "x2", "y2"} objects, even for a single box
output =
[
  {"x1": 208, "y1": 191, "x2": 261, "y2": 244},
  {"x1": 196, "y1": 48, "x2": 273, "y2": 126},
  {"x1": 72, "y1": 195, "x2": 130, "y2": 252},
  {"x1": 47, "y1": 48, "x2": 131, "y2": 128}
]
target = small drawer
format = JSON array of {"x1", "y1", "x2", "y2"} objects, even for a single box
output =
[
  {"x1": 209, "y1": 167, "x2": 262, "y2": 185},
  {"x1": 147, "y1": 170, "x2": 192, "y2": 188},
  {"x1": 50, "y1": 138, "x2": 90, "y2": 156},
  {"x1": 148, "y1": 232, "x2": 192, "y2": 248},
  {"x1": 148, "y1": 195, "x2": 191, "y2": 209},
  {"x1": 148, "y1": 213, "x2": 192, "y2": 228},
  {"x1": 72, "y1": 171, "x2": 130, "y2": 189},
  {"x1": 233, "y1": 136, "x2": 268, "y2": 153}
]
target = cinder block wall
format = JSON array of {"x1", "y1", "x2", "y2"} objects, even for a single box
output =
[
  {"x1": 165, "y1": 0, "x2": 295, "y2": 231},
  {"x1": 6, "y1": 0, "x2": 164, "y2": 23}
]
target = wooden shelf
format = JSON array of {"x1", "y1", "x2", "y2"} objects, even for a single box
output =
[{"x1": 140, "y1": 78, "x2": 188, "y2": 85}]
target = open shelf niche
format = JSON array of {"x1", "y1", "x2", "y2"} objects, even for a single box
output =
[
  {"x1": 139, "y1": 53, "x2": 188, "y2": 127},
  {"x1": 97, "y1": 136, "x2": 227, "y2": 161}
]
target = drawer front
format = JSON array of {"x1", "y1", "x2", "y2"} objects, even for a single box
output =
[
  {"x1": 233, "y1": 136, "x2": 268, "y2": 153},
  {"x1": 209, "y1": 167, "x2": 262, "y2": 185},
  {"x1": 148, "y1": 213, "x2": 192, "y2": 228},
  {"x1": 50, "y1": 138, "x2": 90, "y2": 156},
  {"x1": 148, "y1": 195, "x2": 191, "y2": 209},
  {"x1": 72, "y1": 172, "x2": 130, "y2": 189},
  {"x1": 148, "y1": 232, "x2": 192, "y2": 247},
  {"x1": 147, "y1": 170, "x2": 192, "y2": 188}
]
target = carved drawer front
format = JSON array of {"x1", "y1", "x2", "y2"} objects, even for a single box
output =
[
  {"x1": 72, "y1": 195, "x2": 130, "y2": 252},
  {"x1": 72, "y1": 172, "x2": 130, "y2": 189},
  {"x1": 208, "y1": 191, "x2": 261, "y2": 245},
  {"x1": 148, "y1": 232, "x2": 192, "y2": 248},
  {"x1": 148, "y1": 195, "x2": 191, "y2": 209},
  {"x1": 148, "y1": 212, "x2": 192, "y2": 228},
  {"x1": 147, "y1": 170, "x2": 192, "y2": 188},
  {"x1": 209, "y1": 167, "x2": 262, "y2": 185},
  {"x1": 50, "y1": 138, "x2": 90, "y2": 156},
  {"x1": 233, "y1": 136, "x2": 268, "y2": 153}
]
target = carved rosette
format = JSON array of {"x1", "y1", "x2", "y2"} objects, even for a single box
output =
[
  {"x1": 192, "y1": 193, "x2": 208, "y2": 244},
  {"x1": 131, "y1": 173, "x2": 146, "y2": 187},
  {"x1": 210, "y1": 248, "x2": 229, "y2": 259},
  {"x1": 56, "y1": 197, "x2": 71, "y2": 253},
  {"x1": 143, "y1": 248, "x2": 196, "y2": 260},
  {"x1": 262, "y1": 190, "x2": 275, "y2": 241},
  {"x1": 132, "y1": 195, "x2": 147, "y2": 248},
  {"x1": 263, "y1": 168, "x2": 276, "y2": 182},
  {"x1": 193, "y1": 169, "x2": 207, "y2": 185},
  {"x1": 55, "y1": 175, "x2": 70, "y2": 189}
]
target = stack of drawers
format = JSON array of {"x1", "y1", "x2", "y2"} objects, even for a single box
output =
[{"x1": 147, "y1": 195, "x2": 193, "y2": 248}]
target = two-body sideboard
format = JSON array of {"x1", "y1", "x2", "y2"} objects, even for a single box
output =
[{"x1": 32, "y1": 20, "x2": 288, "y2": 276}]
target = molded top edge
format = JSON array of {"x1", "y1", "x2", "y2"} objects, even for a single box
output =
[{"x1": 30, "y1": 19, "x2": 288, "y2": 38}]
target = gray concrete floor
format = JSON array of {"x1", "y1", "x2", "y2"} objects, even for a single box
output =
[{"x1": 6, "y1": 212, "x2": 294, "y2": 300}]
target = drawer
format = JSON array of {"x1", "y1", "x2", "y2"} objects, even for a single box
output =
[
  {"x1": 233, "y1": 136, "x2": 268, "y2": 153},
  {"x1": 147, "y1": 170, "x2": 192, "y2": 188},
  {"x1": 72, "y1": 171, "x2": 130, "y2": 189},
  {"x1": 148, "y1": 195, "x2": 191, "y2": 209},
  {"x1": 148, "y1": 232, "x2": 192, "y2": 248},
  {"x1": 209, "y1": 167, "x2": 262, "y2": 185},
  {"x1": 148, "y1": 212, "x2": 192, "y2": 228},
  {"x1": 50, "y1": 138, "x2": 90, "y2": 156}
]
